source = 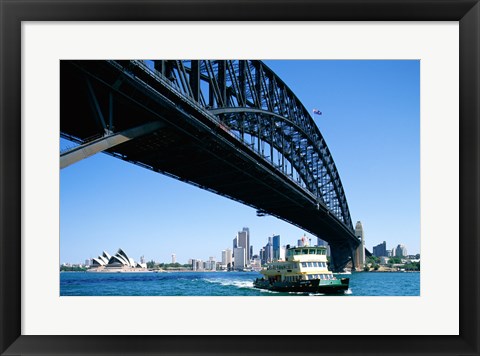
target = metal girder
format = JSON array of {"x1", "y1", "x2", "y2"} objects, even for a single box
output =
[
  {"x1": 135, "y1": 60, "x2": 352, "y2": 230},
  {"x1": 60, "y1": 121, "x2": 164, "y2": 169}
]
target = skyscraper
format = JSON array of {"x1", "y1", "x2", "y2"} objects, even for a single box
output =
[
  {"x1": 222, "y1": 248, "x2": 233, "y2": 270},
  {"x1": 237, "y1": 227, "x2": 250, "y2": 262},
  {"x1": 317, "y1": 237, "x2": 328, "y2": 247},
  {"x1": 233, "y1": 247, "x2": 246, "y2": 270},
  {"x1": 232, "y1": 236, "x2": 238, "y2": 256},
  {"x1": 395, "y1": 244, "x2": 407, "y2": 257},
  {"x1": 373, "y1": 241, "x2": 387, "y2": 257},
  {"x1": 264, "y1": 237, "x2": 274, "y2": 263},
  {"x1": 272, "y1": 235, "x2": 280, "y2": 261}
]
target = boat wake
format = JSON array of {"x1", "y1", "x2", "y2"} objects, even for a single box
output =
[{"x1": 204, "y1": 278, "x2": 254, "y2": 289}]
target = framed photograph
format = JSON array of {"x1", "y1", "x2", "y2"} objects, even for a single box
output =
[{"x1": 1, "y1": 0, "x2": 479, "y2": 355}]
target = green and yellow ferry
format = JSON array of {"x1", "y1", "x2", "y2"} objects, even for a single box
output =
[{"x1": 253, "y1": 245, "x2": 349, "y2": 294}]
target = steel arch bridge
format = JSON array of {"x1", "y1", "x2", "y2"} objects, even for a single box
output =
[{"x1": 60, "y1": 60, "x2": 362, "y2": 271}]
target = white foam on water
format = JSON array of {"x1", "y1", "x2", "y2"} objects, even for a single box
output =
[
  {"x1": 259, "y1": 289, "x2": 280, "y2": 294},
  {"x1": 204, "y1": 278, "x2": 254, "y2": 289},
  {"x1": 345, "y1": 288, "x2": 353, "y2": 295}
]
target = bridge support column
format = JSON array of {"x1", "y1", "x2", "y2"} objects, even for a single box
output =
[
  {"x1": 351, "y1": 246, "x2": 359, "y2": 272},
  {"x1": 329, "y1": 242, "x2": 354, "y2": 272}
]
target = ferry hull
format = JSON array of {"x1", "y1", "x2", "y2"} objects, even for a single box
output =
[{"x1": 254, "y1": 277, "x2": 349, "y2": 294}]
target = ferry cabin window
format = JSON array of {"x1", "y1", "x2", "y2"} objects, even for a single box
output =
[
  {"x1": 302, "y1": 249, "x2": 308, "y2": 254},
  {"x1": 307, "y1": 262, "x2": 313, "y2": 267},
  {"x1": 309, "y1": 249, "x2": 315, "y2": 254},
  {"x1": 302, "y1": 262, "x2": 307, "y2": 267}
]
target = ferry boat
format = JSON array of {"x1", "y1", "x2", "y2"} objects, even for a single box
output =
[{"x1": 253, "y1": 245, "x2": 349, "y2": 294}]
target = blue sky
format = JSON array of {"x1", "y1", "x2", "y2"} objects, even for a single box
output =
[{"x1": 60, "y1": 60, "x2": 420, "y2": 265}]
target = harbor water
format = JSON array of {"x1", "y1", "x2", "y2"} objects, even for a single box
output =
[{"x1": 60, "y1": 271, "x2": 420, "y2": 296}]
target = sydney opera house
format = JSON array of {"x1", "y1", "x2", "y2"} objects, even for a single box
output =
[{"x1": 89, "y1": 248, "x2": 147, "y2": 272}]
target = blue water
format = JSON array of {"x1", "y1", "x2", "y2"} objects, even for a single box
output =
[{"x1": 60, "y1": 271, "x2": 420, "y2": 296}]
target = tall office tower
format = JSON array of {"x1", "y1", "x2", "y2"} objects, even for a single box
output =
[
  {"x1": 221, "y1": 250, "x2": 227, "y2": 266},
  {"x1": 237, "y1": 228, "x2": 250, "y2": 262},
  {"x1": 272, "y1": 235, "x2": 280, "y2": 261},
  {"x1": 233, "y1": 247, "x2": 246, "y2": 270},
  {"x1": 297, "y1": 239, "x2": 304, "y2": 247},
  {"x1": 264, "y1": 239, "x2": 273, "y2": 263},
  {"x1": 232, "y1": 236, "x2": 238, "y2": 256},
  {"x1": 395, "y1": 244, "x2": 407, "y2": 257},
  {"x1": 390, "y1": 248, "x2": 396, "y2": 257},
  {"x1": 259, "y1": 247, "x2": 265, "y2": 265},
  {"x1": 171, "y1": 253, "x2": 176, "y2": 264},
  {"x1": 243, "y1": 227, "x2": 250, "y2": 260},
  {"x1": 354, "y1": 221, "x2": 366, "y2": 270},
  {"x1": 279, "y1": 246, "x2": 286, "y2": 260},
  {"x1": 222, "y1": 248, "x2": 233, "y2": 270},
  {"x1": 250, "y1": 246, "x2": 253, "y2": 261},
  {"x1": 191, "y1": 259, "x2": 197, "y2": 271},
  {"x1": 226, "y1": 248, "x2": 232, "y2": 267},
  {"x1": 317, "y1": 237, "x2": 328, "y2": 247},
  {"x1": 373, "y1": 241, "x2": 387, "y2": 257}
]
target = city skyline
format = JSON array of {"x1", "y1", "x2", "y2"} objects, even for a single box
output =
[
  {"x1": 65, "y1": 230, "x2": 416, "y2": 266},
  {"x1": 60, "y1": 60, "x2": 420, "y2": 265}
]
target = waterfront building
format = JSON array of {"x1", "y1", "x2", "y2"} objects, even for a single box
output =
[
  {"x1": 192, "y1": 259, "x2": 203, "y2": 271},
  {"x1": 279, "y1": 246, "x2": 286, "y2": 261},
  {"x1": 237, "y1": 227, "x2": 250, "y2": 262},
  {"x1": 354, "y1": 221, "x2": 365, "y2": 270},
  {"x1": 373, "y1": 241, "x2": 387, "y2": 257},
  {"x1": 251, "y1": 257, "x2": 262, "y2": 271},
  {"x1": 264, "y1": 237, "x2": 273, "y2": 264},
  {"x1": 395, "y1": 244, "x2": 407, "y2": 257},
  {"x1": 171, "y1": 254, "x2": 176, "y2": 264},
  {"x1": 317, "y1": 237, "x2": 327, "y2": 247},
  {"x1": 259, "y1": 247, "x2": 265, "y2": 265},
  {"x1": 225, "y1": 248, "x2": 233, "y2": 269},
  {"x1": 232, "y1": 236, "x2": 237, "y2": 257},
  {"x1": 89, "y1": 249, "x2": 147, "y2": 271},
  {"x1": 205, "y1": 259, "x2": 216, "y2": 271},
  {"x1": 234, "y1": 247, "x2": 246, "y2": 270},
  {"x1": 92, "y1": 251, "x2": 111, "y2": 267},
  {"x1": 221, "y1": 250, "x2": 227, "y2": 267},
  {"x1": 272, "y1": 235, "x2": 280, "y2": 261}
]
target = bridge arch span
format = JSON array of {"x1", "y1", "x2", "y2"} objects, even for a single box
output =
[{"x1": 60, "y1": 60, "x2": 359, "y2": 271}]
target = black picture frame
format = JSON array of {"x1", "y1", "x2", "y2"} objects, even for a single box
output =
[{"x1": 1, "y1": 1, "x2": 479, "y2": 355}]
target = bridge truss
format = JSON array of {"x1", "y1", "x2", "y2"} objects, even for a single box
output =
[
  {"x1": 61, "y1": 60, "x2": 359, "y2": 270},
  {"x1": 141, "y1": 60, "x2": 353, "y2": 230}
]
